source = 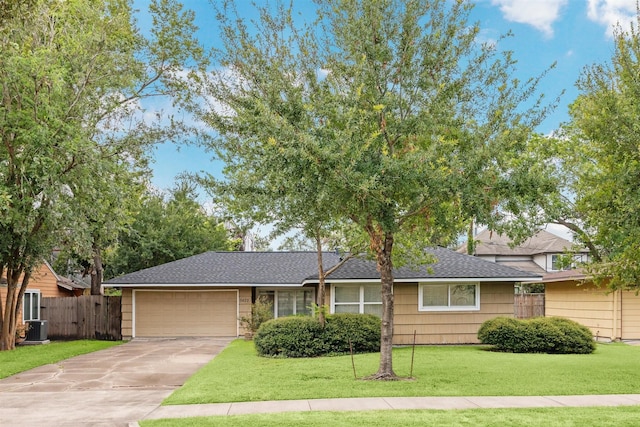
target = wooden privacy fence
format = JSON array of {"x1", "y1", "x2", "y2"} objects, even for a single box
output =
[
  {"x1": 514, "y1": 293, "x2": 545, "y2": 319},
  {"x1": 41, "y1": 295, "x2": 122, "y2": 340}
]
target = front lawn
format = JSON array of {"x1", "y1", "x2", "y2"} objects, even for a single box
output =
[
  {"x1": 165, "y1": 339, "x2": 640, "y2": 405},
  {"x1": 0, "y1": 340, "x2": 122, "y2": 379},
  {"x1": 141, "y1": 406, "x2": 640, "y2": 427}
]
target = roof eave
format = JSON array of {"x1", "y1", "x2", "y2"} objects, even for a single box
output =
[
  {"x1": 303, "y1": 276, "x2": 540, "y2": 284},
  {"x1": 105, "y1": 282, "x2": 308, "y2": 288}
]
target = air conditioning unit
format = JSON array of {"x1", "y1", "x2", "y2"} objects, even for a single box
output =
[{"x1": 26, "y1": 320, "x2": 48, "y2": 341}]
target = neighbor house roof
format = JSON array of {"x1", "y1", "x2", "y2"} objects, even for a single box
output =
[
  {"x1": 538, "y1": 268, "x2": 589, "y2": 284},
  {"x1": 105, "y1": 247, "x2": 540, "y2": 288},
  {"x1": 56, "y1": 276, "x2": 91, "y2": 291},
  {"x1": 459, "y1": 229, "x2": 582, "y2": 257},
  {"x1": 104, "y1": 251, "x2": 343, "y2": 286}
]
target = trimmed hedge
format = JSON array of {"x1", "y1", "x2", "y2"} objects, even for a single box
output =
[
  {"x1": 478, "y1": 316, "x2": 596, "y2": 354},
  {"x1": 254, "y1": 313, "x2": 381, "y2": 358}
]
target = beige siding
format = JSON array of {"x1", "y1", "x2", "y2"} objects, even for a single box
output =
[
  {"x1": 394, "y1": 282, "x2": 514, "y2": 345},
  {"x1": 237, "y1": 287, "x2": 252, "y2": 335},
  {"x1": 545, "y1": 281, "x2": 616, "y2": 340},
  {"x1": 621, "y1": 291, "x2": 640, "y2": 339},
  {"x1": 121, "y1": 288, "x2": 133, "y2": 339}
]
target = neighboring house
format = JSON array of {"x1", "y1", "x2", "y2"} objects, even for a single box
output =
[
  {"x1": 104, "y1": 248, "x2": 540, "y2": 345},
  {"x1": 458, "y1": 229, "x2": 589, "y2": 275},
  {"x1": 0, "y1": 262, "x2": 90, "y2": 326},
  {"x1": 542, "y1": 269, "x2": 640, "y2": 341}
]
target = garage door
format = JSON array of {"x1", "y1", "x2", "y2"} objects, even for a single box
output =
[{"x1": 134, "y1": 290, "x2": 238, "y2": 337}]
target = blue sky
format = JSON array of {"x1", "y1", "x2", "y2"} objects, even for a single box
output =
[{"x1": 140, "y1": 0, "x2": 637, "y2": 193}]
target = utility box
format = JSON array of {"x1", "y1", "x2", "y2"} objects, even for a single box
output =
[{"x1": 27, "y1": 320, "x2": 48, "y2": 341}]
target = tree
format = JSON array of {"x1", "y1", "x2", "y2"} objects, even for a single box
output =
[
  {"x1": 201, "y1": 0, "x2": 552, "y2": 378},
  {"x1": 105, "y1": 184, "x2": 234, "y2": 278},
  {"x1": 0, "y1": 0, "x2": 207, "y2": 350},
  {"x1": 555, "y1": 13, "x2": 640, "y2": 289}
]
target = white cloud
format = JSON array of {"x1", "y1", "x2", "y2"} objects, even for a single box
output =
[
  {"x1": 476, "y1": 28, "x2": 499, "y2": 47},
  {"x1": 491, "y1": 0, "x2": 568, "y2": 38},
  {"x1": 587, "y1": 0, "x2": 637, "y2": 37}
]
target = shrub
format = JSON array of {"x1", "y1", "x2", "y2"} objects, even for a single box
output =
[
  {"x1": 477, "y1": 317, "x2": 522, "y2": 351},
  {"x1": 324, "y1": 313, "x2": 381, "y2": 354},
  {"x1": 254, "y1": 317, "x2": 325, "y2": 357},
  {"x1": 478, "y1": 316, "x2": 596, "y2": 354},
  {"x1": 239, "y1": 296, "x2": 274, "y2": 335},
  {"x1": 545, "y1": 317, "x2": 597, "y2": 354},
  {"x1": 254, "y1": 314, "x2": 381, "y2": 358}
]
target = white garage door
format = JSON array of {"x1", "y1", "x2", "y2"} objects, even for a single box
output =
[{"x1": 134, "y1": 290, "x2": 238, "y2": 337}]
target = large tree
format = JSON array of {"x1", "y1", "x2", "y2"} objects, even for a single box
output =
[
  {"x1": 105, "y1": 184, "x2": 234, "y2": 279},
  {"x1": 556, "y1": 14, "x2": 640, "y2": 288},
  {"x1": 0, "y1": 0, "x2": 207, "y2": 350},
  {"x1": 202, "y1": 0, "x2": 553, "y2": 378}
]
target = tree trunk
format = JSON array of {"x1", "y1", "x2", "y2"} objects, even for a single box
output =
[
  {"x1": 0, "y1": 268, "x2": 23, "y2": 351},
  {"x1": 369, "y1": 229, "x2": 397, "y2": 380},
  {"x1": 466, "y1": 219, "x2": 475, "y2": 255},
  {"x1": 1, "y1": 283, "x2": 16, "y2": 351},
  {"x1": 315, "y1": 236, "x2": 326, "y2": 327},
  {"x1": 91, "y1": 241, "x2": 103, "y2": 296}
]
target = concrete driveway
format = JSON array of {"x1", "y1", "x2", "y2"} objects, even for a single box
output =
[{"x1": 0, "y1": 337, "x2": 232, "y2": 427}]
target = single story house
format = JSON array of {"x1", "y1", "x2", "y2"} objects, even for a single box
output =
[
  {"x1": 543, "y1": 269, "x2": 640, "y2": 341},
  {"x1": 104, "y1": 247, "x2": 540, "y2": 345}
]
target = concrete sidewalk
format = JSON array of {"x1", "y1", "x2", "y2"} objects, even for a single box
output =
[{"x1": 141, "y1": 394, "x2": 640, "y2": 421}]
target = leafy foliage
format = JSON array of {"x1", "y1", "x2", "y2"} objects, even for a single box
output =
[
  {"x1": 478, "y1": 316, "x2": 596, "y2": 354},
  {"x1": 239, "y1": 296, "x2": 274, "y2": 334},
  {"x1": 560, "y1": 14, "x2": 640, "y2": 289},
  {"x1": 254, "y1": 314, "x2": 381, "y2": 358},
  {"x1": 200, "y1": 0, "x2": 554, "y2": 376},
  {"x1": 0, "y1": 0, "x2": 208, "y2": 349},
  {"x1": 495, "y1": 10, "x2": 640, "y2": 290},
  {"x1": 105, "y1": 184, "x2": 234, "y2": 279}
]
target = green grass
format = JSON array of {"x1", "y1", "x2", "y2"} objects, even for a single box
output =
[
  {"x1": 0, "y1": 340, "x2": 122, "y2": 379},
  {"x1": 164, "y1": 339, "x2": 640, "y2": 405},
  {"x1": 141, "y1": 406, "x2": 640, "y2": 427}
]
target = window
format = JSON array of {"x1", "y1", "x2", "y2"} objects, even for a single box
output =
[
  {"x1": 551, "y1": 254, "x2": 581, "y2": 271},
  {"x1": 257, "y1": 289, "x2": 314, "y2": 317},
  {"x1": 332, "y1": 284, "x2": 382, "y2": 317},
  {"x1": 419, "y1": 283, "x2": 479, "y2": 311},
  {"x1": 23, "y1": 290, "x2": 41, "y2": 321}
]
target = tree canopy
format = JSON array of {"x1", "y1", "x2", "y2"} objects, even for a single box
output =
[
  {"x1": 104, "y1": 184, "x2": 235, "y2": 279},
  {"x1": 0, "y1": 0, "x2": 207, "y2": 350},
  {"x1": 200, "y1": 0, "x2": 554, "y2": 378},
  {"x1": 558, "y1": 14, "x2": 640, "y2": 289}
]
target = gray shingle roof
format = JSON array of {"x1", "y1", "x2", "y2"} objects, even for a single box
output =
[
  {"x1": 104, "y1": 251, "x2": 343, "y2": 285},
  {"x1": 105, "y1": 247, "x2": 540, "y2": 287},
  {"x1": 321, "y1": 247, "x2": 541, "y2": 281}
]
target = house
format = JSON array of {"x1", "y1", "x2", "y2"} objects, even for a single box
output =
[
  {"x1": 542, "y1": 269, "x2": 640, "y2": 341},
  {"x1": 1, "y1": 262, "x2": 90, "y2": 330},
  {"x1": 458, "y1": 229, "x2": 589, "y2": 275},
  {"x1": 104, "y1": 247, "x2": 540, "y2": 344}
]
